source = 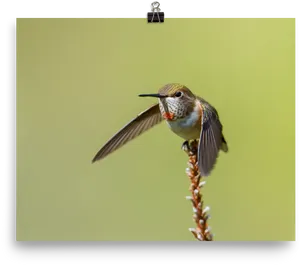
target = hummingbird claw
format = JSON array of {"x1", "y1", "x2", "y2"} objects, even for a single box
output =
[
  {"x1": 190, "y1": 140, "x2": 199, "y2": 153},
  {"x1": 181, "y1": 140, "x2": 190, "y2": 153},
  {"x1": 182, "y1": 140, "x2": 199, "y2": 155}
]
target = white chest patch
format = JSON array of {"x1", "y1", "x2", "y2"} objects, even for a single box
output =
[{"x1": 166, "y1": 104, "x2": 201, "y2": 140}]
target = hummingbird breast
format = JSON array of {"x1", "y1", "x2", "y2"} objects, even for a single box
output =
[{"x1": 164, "y1": 101, "x2": 202, "y2": 140}]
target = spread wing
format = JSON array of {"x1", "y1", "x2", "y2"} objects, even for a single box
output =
[
  {"x1": 198, "y1": 100, "x2": 224, "y2": 176},
  {"x1": 92, "y1": 104, "x2": 163, "y2": 163}
]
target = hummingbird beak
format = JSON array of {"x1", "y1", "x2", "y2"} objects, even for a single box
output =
[{"x1": 138, "y1": 93, "x2": 168, "y2": 98}]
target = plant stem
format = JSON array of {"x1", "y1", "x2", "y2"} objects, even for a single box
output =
[{"x1": 183, "y1": 140, "x2": 213, "y2": 241}]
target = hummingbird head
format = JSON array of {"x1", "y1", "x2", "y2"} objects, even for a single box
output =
[{"x1": 139, "y1": 83, "x2": 196, "y2": 121}]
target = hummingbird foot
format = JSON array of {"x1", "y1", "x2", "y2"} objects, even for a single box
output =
[
  {"x1": 181, "y1": 140, "x2": 190, "y2": 153},
  {"x1": 181, "y1": 140, "x2": 198, "y2": 155}
]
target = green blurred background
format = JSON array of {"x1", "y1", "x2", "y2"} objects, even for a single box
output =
[{"x1": 16, "y1": 18, "x2": 295, "y2": 241}]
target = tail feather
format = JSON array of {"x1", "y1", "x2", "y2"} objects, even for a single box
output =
[{"x1": 221, "y1": 135, "x2": 228, "y2": 152}]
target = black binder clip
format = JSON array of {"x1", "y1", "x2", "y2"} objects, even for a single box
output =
[{"x1": 147, "y1": 2, "x2": 164, "y2": 23}]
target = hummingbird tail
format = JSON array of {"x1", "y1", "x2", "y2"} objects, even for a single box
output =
[{"x1": 221, "y1": 135, "x2": 228, "y2": 152}]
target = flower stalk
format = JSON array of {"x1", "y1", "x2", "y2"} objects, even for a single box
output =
[{"x1": 183, "y1": 140, "x2": 213, "y2": 241}]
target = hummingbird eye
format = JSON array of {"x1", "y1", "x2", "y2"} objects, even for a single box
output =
[{"x1": 175, "y1": 91, "x2": 182, "y2": 98}]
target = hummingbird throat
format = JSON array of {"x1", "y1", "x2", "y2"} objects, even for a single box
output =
[{"x1": 163, "y1": 112, "x2": 175, "y2": 121}]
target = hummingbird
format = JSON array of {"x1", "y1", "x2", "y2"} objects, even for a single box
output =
[{"x1": 92, "y1": 83, "x2": 228, "y2": 176}]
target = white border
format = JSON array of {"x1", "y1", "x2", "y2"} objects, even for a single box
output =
[
  {"x1": 16, "y1": 8, "x2": 296, "y2": 15},
  {"x1": 16, "y1": 8, "x2": 300, "y2": 24}
]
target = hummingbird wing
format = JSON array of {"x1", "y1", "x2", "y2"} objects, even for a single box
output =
[
  {"x1": 92, "y1": 104, "x2": 163, "y2": 163},
  {"x1": 197, "y1": 99, "x2": 224, "y2": 176}
]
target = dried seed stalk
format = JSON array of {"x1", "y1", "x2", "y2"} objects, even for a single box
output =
[{"x1": 183, "y1": 140, "x2": 213, "y2": 241}]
